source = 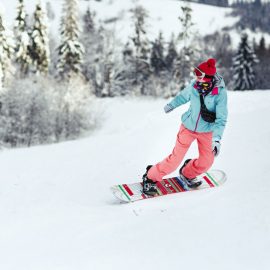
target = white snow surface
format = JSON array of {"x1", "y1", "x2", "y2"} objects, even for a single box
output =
[{"x1": 0, "y1": 91, "x2": 270, "y2": 270}]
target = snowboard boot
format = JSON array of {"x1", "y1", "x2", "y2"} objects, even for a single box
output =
[
  {"x1": 179, "y1": 159, "x2": 202, "y2": 188},
  {"x1": 142, "y1": 165, "x2": 158, "y2": 196}
]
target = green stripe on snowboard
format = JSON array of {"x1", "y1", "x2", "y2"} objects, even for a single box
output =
[
  {"x1": 205, "y1": 172, "x2": 219, "y2": 186},
  {"x1": 118, "y1": 185, "x2": 131, "y2": 201}
]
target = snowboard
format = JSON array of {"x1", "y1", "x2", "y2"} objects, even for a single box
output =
[{"x1": 111, "y1": 170, "x2": 226, "y2": 203}]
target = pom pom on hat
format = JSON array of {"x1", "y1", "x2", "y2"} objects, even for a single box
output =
[
  {"x1": 207, "y1": 58, "x2": 216, "y2": 66},
  {"x1": 196, "y1": 58, "x2": 217, "y2": 77}
]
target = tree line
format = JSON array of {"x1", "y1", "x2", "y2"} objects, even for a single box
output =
[
  {"x1": 1, "y1": 0, "x2": 267, "y2": 96},
  {"x1": 231, "y1": 0, "x2": 270, "y2": 33}
]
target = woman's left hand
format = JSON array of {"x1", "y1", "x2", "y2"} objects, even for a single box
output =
[{"x1": 212, "y1": 141, "x2": 221, "y2": 157}]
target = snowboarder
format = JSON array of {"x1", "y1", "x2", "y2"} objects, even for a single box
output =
[{"x1": 143, "y1": 58, "x2": 228, "y2": 196}]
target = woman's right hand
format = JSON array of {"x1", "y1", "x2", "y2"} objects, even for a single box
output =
[{"x1": 164, "y1": 104, "x2": 174, "y2": 113}]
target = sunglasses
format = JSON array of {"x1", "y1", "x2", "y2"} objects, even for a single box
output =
[{"x1": 193, "y1": 66, "x2": 205, "y2": 80}]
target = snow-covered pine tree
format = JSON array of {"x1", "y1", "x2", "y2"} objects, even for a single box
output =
[
  {"x1": 253, "y1": 36, "x2": 269, "y2": 89},
  {"x1": 30, "y1": 1, "x2": 50, "y2": 75},
  {"x1": 174, "y1": 4, "x2": 196, "y2": 88},
  {"x1": 83, "y1": 6, "x2": 95, "y2": 34},
  {"x1": 163, "y1": 34, "x2": 179, "y2": 97},
  {"x1": 148, "y1": 31, "x2": 172, "y2": 97},
  {"x1": 130, "y1": 5, "x2": 151, "y2": 95},
  {"x1": 165, "y1": 34, "x2": 178, "y2": 72},
  {"x1": 102, "y1": 56, "x2": 114, "y2": 97},
  {"x1": 150, "y1": 32, "x2": 166, "y2": 76},
  {"x1": 82, "y1": 7, "x2": 121, "y2": 97},
  {"x1": 97, "y1": 26, "x2": 117, "y2": 97},
  {"x1": 232, "y1": 33, "x2": 259, "y2": 90},
  {"x1": 113, "y1": 41, "x2": 135, "y2": 96},
  {"x1": 13, "y1": 0, "x2": 32, "y2": 77},
  {"x1": 178, "y1": 5, "x2": 194, "y2": 46},
  {"x1": 14, "y1": 2, "x2": 26, "y2": 42},
  {"x1": 81, "y1": 6, "x2": 97, "y2": 86},
  {"x1": 57, "y1": 0, "x2": 84, "y2": 79},
  {"x1": 0, "y1": 14, "x2": 14, "y2": 90}
]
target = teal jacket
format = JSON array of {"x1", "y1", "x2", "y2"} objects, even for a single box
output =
[{"x1": 168, "y1": 74, "x2": 228, "y2": 141}]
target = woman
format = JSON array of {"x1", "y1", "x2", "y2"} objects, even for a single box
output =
[{"x1": 143, "y1": 58, "x2": 228, "y2": 196}]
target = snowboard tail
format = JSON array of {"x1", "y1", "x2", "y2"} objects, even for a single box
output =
[{"x1": 111, "y1": 170, "x2": 226, "y2": 203}]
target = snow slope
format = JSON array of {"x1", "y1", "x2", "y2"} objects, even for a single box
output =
[{"x1": 0, "y1": 91, "x2": 270, "y2": 270}]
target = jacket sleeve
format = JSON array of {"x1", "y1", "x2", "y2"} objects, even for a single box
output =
[
  {"x1": 167, "y1": 83, "x2": 192, "y2": 109},
  {"x1": 213, "y1": 87, "x2": 228, "y2": 141}
]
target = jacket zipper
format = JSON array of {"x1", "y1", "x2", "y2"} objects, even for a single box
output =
[
  {"x1": 194, "y1": 111, "x2": 201, "y2": 132},
  {"x1": 194, "y1": 93, "x2": 206, "y2": 132}
]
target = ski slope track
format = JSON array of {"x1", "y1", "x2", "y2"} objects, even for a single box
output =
[{"x1": 0, "y1": 90, "x2": 270, "y2": 270}]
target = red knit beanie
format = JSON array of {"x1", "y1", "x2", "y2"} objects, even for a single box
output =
[{"x1": 195, "y1": 58, "x2": 216, "y2": 77}]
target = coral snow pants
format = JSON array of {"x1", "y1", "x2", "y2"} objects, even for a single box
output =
[{"x1": 147, "y1": 124, "x2": 215, "y2": 182}]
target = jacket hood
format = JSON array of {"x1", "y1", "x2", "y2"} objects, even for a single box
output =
[{"x1": 213, "y1": 73, "x2": 225, "y2": 89}]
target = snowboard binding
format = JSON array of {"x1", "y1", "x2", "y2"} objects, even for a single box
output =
[
  {"x1": 179, "y1": 159, "x2": 202, "y2": 188},
  {"x1": 142, "y1": 165, "x2": 158, "y2": 196}
]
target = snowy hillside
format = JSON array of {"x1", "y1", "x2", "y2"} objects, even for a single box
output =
[
  {"x1": 3, "y1": 0, "x2": 270, "y2": 49},
  {"x1": 2, "y1": 0, "x2": 269, "y2": 48},
  {"x1": 1, "y1": 0, "x2": 240, "y2": 44},
  {"x1": 0, "y1": 91, "x2": 270, "y2": 270}
]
